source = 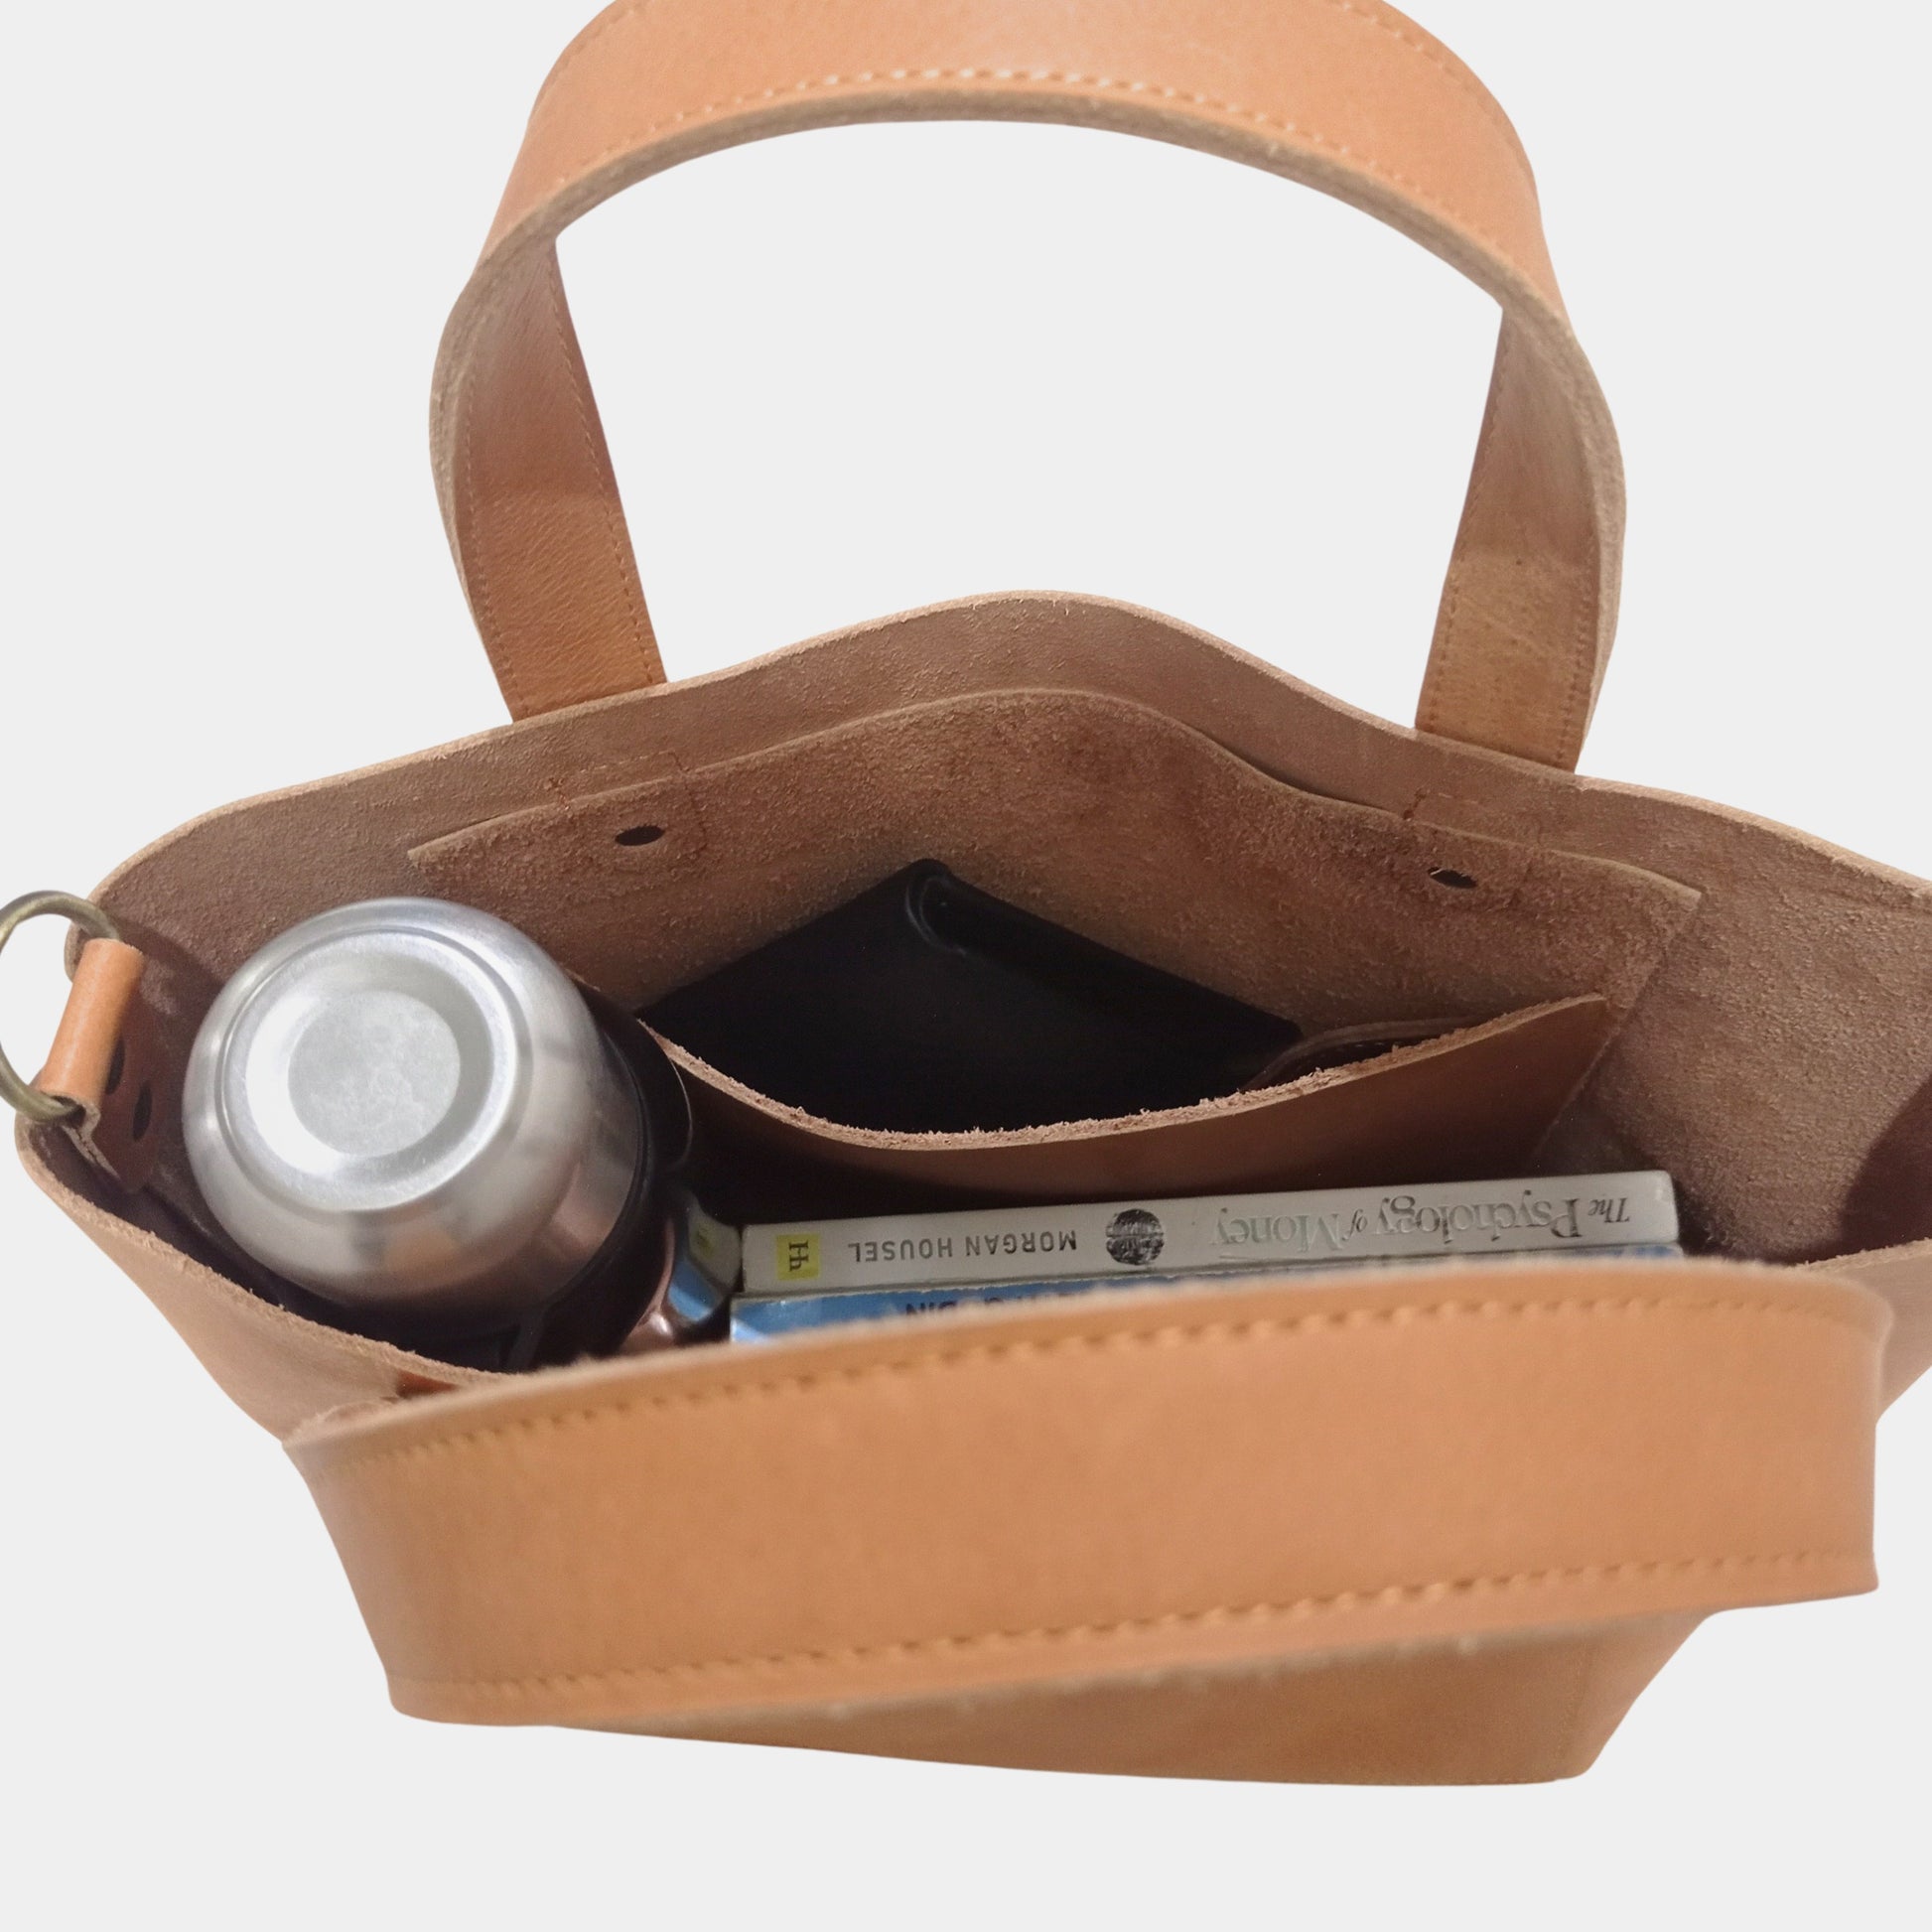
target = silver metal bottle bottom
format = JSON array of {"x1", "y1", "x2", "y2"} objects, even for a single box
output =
[{"x1": 184, "y1": 898, "x2": 643, "y2": 1332}]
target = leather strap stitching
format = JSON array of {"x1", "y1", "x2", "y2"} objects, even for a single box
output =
[
  {"x1": 540, "y1": 257, "x2": 662, "y2": 685},
  {"x1": 1418, "y1": 319, "x2": 1525, "y2": 747},
  {"x1": 533, "y1": 0, "x2": 1536, "y2": 182},
  {"x1": 300, "y1": 1293, "x2": 1872, "y2": 1481},
  {"x1": 513, "y1": 69, "x2": 1540, "y2": 274},
  {"x1": 383, "y1": 1551, "x2": 1862, "y2": 1698},
  {"x1": 1418, "y1": 321, "x2": 1517, "y2": 743},
  {"x1": 1321, "y1": 0, "x2": 1531, "y2": 161},
  {"x1": 1553, "y1": 454, "x2": 1607, "y2": 761},
  {"x1": 457, "y1": 342, "x2": 522, "y2": 717},
  {"x1": 536, "y1": 0, "x2": 660, "y2": 109}
]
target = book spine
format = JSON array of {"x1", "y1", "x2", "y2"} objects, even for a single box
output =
[
  {"x1": 732, "y1": 1246, "x2": 1688, "y2": 1340},
  {"x1": 743, "y1": 1173, "x2": 1679, "y2": 1297}
]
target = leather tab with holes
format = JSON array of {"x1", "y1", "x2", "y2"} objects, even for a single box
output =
[{"x1": 36, "y1": 938, "x2": 171, "y2": 1191}]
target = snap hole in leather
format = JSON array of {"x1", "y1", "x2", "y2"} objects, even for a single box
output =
[
  {"x1": 1429, "y1": 867, "x2": 1478, "y2": 891},
  {"x1": 615, "y1": 825, "x2": 666, "y2": 848},
  {"x1": 130, "y1": 1082, "x2": 153, "y2": 1142},
  {"x1": 104, "y1": 1037, "x2": 125, "y2": 1097}
]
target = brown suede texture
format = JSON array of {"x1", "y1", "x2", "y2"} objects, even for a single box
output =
[
  {"x1": 28, "y1": 592, "x2": 1932, "y2": 1417},
  {"x1": 404, "y1": 691, "x2": 1695, "y2": 1023}
]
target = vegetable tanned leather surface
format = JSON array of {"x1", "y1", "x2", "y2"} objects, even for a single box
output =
[
  {"x1": 656, "y1": 997, "x2": 1616, "y2": 1205},
  {"x1": 36, "y1": 938, "x2": 166, "y2": 1191},
  {"x1": 17, "y1": 1, "x2": 1931, "y2": 1782},
  {"x1": 287, "y1": 1263, "x2": 1883, "y2": 1776},
  {"x1": 434, "y1": 0, "x2": 1620, "y2": 767}
]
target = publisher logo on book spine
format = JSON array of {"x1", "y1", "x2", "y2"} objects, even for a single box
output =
[{"x1": 1105, "y1": 1209, "x2": 1166, "y2": 1268}]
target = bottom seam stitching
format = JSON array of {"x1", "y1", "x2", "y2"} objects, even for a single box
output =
[
  {"x1": 300, "y1": 1293, "x2": 1874, "y2": 1481},
  {"x1": 387, "y1": 1550, "x2": 1864, "y2": 1699}
]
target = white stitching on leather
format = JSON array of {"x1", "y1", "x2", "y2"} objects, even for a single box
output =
[
  {"x1": 537, "y1": 0, "x2": 650, "y2": 109},
  {"x1": 302, "y1": 1292, "x2": 1874, "y2": 1481},
  {"x1": 456, "y1": 344, "x2": 521, "y2": 716},
  {"x1": 385, "y1": 1551, "x2": 1864, "y2": 1698},
  {"x1": 531, "y1": 0, "x2": 1535, "y2": 178},
  {"x1": 528, "y1": 69, "x2": 1536, "y2": 278},
  {"x1": 539, "y1": 257, "x2": 663, "y2": 683},
  {"x1": 1322, "y1": 0, "x2": 1530, "y2": 156}
]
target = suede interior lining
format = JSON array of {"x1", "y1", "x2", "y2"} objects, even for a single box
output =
[
  {"x1": 406, "y1": 690, "x2": 1698, "y2": 1026},
  {"x1": 402, "y1": 687, "x2": 1694, "y2": 1213},
  {"x1": 44, "y1": 596, "x2": 1932, "y2": 1364}
]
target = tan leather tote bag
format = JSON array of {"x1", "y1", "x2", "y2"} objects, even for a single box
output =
[{"x1": 12, "y1": 0, "x2": 1929, "y2": 1785}]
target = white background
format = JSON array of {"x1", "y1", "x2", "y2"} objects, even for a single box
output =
[{"x1": 2, "y1": 3, "x2": 1928, "y2": 1925}]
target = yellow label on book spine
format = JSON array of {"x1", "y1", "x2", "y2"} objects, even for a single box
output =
[{"x1": 774, "y1": 1232, "x2": 820, "y2": 1283}]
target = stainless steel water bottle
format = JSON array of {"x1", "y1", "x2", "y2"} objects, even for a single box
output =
[{"x1": 183, "y1": 897, "x2": 722, "y2": 1366}]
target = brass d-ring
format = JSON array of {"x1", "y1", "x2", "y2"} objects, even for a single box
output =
[{"x1": 0, "y1": 893, "x2": 123, "y2": 1124}]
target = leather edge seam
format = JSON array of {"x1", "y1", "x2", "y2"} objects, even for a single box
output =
[
  {"x1": 294, "y1": 1289, "x2": 1883, "y2": 1482},
  {"x1": 382, "y1": 1549, "x2": 1872, "y2": 1701}
]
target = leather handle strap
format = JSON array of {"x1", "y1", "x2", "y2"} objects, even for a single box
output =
[{"x1": 432, "y1": 0, "x2": 1623, "y2": 768}]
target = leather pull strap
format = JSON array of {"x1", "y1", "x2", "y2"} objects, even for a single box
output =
[
  {"x1": 37, "y1": 938, "x2": 170, "y2": 1191},
  {"x1": 433, "y1": 0, "x2": 1622, "y2": 768}
]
